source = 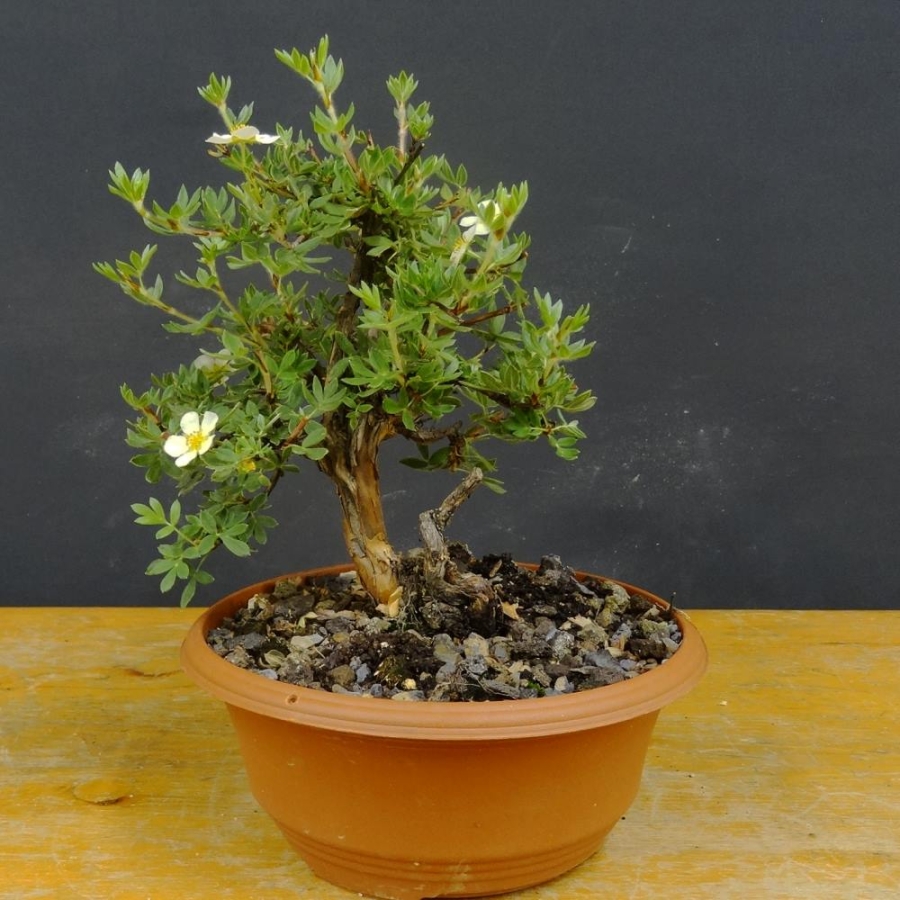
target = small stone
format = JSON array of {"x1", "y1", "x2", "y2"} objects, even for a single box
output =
[
  {"x1": 462, "y1": 633, "x2": 491, "y2": 659},
  {"x1": 330, "y1": 665, "x2": 357, "y2": 688},
  {"x1": 584, "y1": 649, "x2": 622, "y2": 670},
  {"x1": 363, "y1": 617, "x2": 394, "y2": 634},
  {"x1": 545, "y1": 662, "x2": 571, "y2": 679},
  {"x1": 638, "y1": 618, "x2": 669, "y2": 638},
  {"x1": 433, "y1": 635, "x2": 460, "y2": 665},
  {"x1": 463, "y1": 658, "x2": 488, "y2": 677},
  {"x1": 628, "y1": 636, "x2": 670, "y2": 661},
  {"x1": 549, "y1": 630, "x2": 575, "y2": 657},
  {"x1": 280, "y1": 656, "x2": 315, "y2": 683},
  {"x1": 533, "y1": 604, "x2": 558, "y2": 617},
  {"x1": 272, "y1": 579, "x2": 303, "y2": 599},
  {"x1": 538, "y1": 554, "x2": 564, "y2": 574},
  {"x1": 235, "y1": 632, "x2": 267, "y2": 651},
  {"x1": 609, "y1": 623, "x2": 632, "y2": 649},
  {"x1": 325, "y1": 617, "x2": 356, "y2": 635},
  {"x1": 290, "y1": 633, "x2": 324, "y2": 651},
  {"x1": 600, "y1": 581, "x2": 631, "y2": 609},
  {"x1": 247, "y1": 593, "x2": 272, "y2": 613},
  {"x1": 628, "y1": 595, "x2": 656, "y2": 616},
  {"x1": 490, "y1": 639, "x2": 511, "y2": 662},
  {"x1": 391, "y1": 690, "x2": 425, "y2": 701},
  {"x1": 224, "y1": 646, "x2": 252, "y2": 668},
  {"x1": 419, "y1": 601, "x2": 446, "y2": 630},
  {"x1": 207, "y1": 627, "x2": 233, "y2": 646},
  {"x1": 573, "y1": 665, "x2": 625, "y2": 687},
  {"x1": 481, "y1": 679, "x2": 521, "y2": 699}
]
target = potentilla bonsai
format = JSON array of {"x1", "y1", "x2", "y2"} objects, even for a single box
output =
[
  {"x1": 96, "y1": 37, "x2": 595, "y2": 618},
  {"x1": 93, "y1": 41, "x2": 707, "y2": 900}
]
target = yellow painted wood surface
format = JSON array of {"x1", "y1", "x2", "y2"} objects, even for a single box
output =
[{"x1": 0, "y1": 608, "x2": 897, "y2": 899}]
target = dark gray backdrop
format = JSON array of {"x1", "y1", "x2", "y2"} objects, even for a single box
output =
[{"x1": 2, "y1": 1, "x2": 898, "y2": 608}]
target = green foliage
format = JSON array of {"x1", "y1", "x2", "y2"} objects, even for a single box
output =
[{"x1": 97, "y1": 37, "x2": 595, "y2": 600}]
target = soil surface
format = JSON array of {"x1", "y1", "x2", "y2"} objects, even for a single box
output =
[{"x1": 206, "y1": 551, "x2": 683, "y2": 701}]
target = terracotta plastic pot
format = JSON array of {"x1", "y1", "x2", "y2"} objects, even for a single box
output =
[{"x1": 181, "y1": 565, "x2": 708, "y2": 900}]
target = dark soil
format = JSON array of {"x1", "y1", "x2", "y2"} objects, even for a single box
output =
[{"x1": 206, "y1": 551, "x2": 683, "y2": 702}]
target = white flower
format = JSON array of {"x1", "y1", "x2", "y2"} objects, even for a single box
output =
[
  {"x1": 459, "y1": 200, "x2": 501, "y2": 238},
  {"x1": 193, "y1": 351, "x2": 233, "y2": 383},
  {"x1": 163, "y1": 411, "x2": 218, "y2": 467},
  {"x1": 205, "y1": 125, "x2": 279, "y2": 145}
]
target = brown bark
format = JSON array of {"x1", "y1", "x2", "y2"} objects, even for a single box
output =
[
  {"x1": 320, "y1": 416, "x2": 401, "y2": 610},
  {"x1": 418, "y1": 467, "x2": 484, "y2": 581}
]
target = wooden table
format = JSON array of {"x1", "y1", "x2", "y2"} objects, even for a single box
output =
[{"x1": 1, "y1": 608, "x2": 897, "y2": 899}]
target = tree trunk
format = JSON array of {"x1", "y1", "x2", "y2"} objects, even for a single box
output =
[{"x1": 320, "y1": 416, "x2": 402, "y2": 611}]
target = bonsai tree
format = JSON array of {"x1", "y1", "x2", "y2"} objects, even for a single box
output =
[{"x1": 96, "y1": 37, "x2": 595, "y2": 612}]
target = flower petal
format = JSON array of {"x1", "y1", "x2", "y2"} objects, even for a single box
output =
[
  {"x1": 193, "y1": 353, "x2": 217, "y2": 371},
  {"x1": 231, "y1": 125, "x2": 259, "y2": 140},
  {"x1": 163, "y1": 435, "x2": 189, "y2": 458},
  {"x1": 205, "y1": 132, "x2": 233, "y2": 144},
  {"x1": 180, "y1": 411, "x2": 200, "y2": 433},
  {"x1": 199, "y1": 411, "x2": 219, "y2": 434},
  {"x1": 174, "y1": 450, "x2": 198, "y2": 467},
  {"x1": 197, "y1": 435, "x2": 214, "y2": 456},
  {"x1": 254, "y1": 133, "x2": 279, "y2": 144},
  {"x1": 459, "y1": 207, "x2": 492, "y2": 236}
]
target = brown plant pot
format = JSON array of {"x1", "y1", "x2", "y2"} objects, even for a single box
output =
[{"x1": 181, "y1": 565, "x2": 708, "y2": 900}]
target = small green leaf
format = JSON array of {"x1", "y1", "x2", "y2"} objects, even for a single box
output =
[
  {"x1": 146, "y1": 558, "x2": 174, "y2": 577},
  {"x1": 160, "y1": 567, "x2": 179, "y2": 593},
  {"x1": 179, "y1": 579, "x2": 197, "y2": 607},
  {"x1": 132, "y1": 501, "x2": 166, "y2": 525},
  {"x1": 221, "y1": 534, "x2": 252, "y2": 557}
]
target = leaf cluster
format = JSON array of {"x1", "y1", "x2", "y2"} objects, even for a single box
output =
[{"x1": 96, "y1": 36, "x2": 596, "y2": 602}]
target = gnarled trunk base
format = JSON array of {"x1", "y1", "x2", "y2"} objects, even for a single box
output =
[{"x1": 321, "y1": 419, "x2": 402, "y2": 612}]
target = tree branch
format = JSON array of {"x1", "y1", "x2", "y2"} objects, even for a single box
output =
[
  {"x1": 418, "y1": 467, "x2": 483, "y2": 580},
  {"x1": 393, "y1": 138, "x2": 424, "y2": 186}
]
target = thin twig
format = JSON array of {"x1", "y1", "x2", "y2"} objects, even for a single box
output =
[{"x1": 393, "y1": 139, "x2": 424, "y2": 186}]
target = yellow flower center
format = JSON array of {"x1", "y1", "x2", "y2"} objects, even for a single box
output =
[{"x1": 186, "y1": 431, "x2": 207, "y2": 453}]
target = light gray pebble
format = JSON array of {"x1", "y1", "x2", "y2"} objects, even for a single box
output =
[
  {"x1": 390, "y1": 690, "x2": 426, "y2": 701},
  {"x1": 290, "y1": 633, "x2": 325, "y2": 650}
]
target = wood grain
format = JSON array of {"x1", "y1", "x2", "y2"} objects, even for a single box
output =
[{"x1": 1, "y1": 608, "x2": 897, "y2": 899}]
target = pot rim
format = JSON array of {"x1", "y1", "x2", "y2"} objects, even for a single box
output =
[{"x1": 181, "y1": 564, "x2": 708, "y2": 740}]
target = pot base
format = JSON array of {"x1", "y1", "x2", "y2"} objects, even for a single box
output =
[
  {"x1": 225, "y1": 701, "x2": 659, "y2": 900},
  {"x1": 280, "y1": 823, "x2": 610, "y2": 900}
]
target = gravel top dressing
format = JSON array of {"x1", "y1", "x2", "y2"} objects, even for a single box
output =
[{"x1": 207, "y1": 552, "x2": 683, "y2": 702}]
